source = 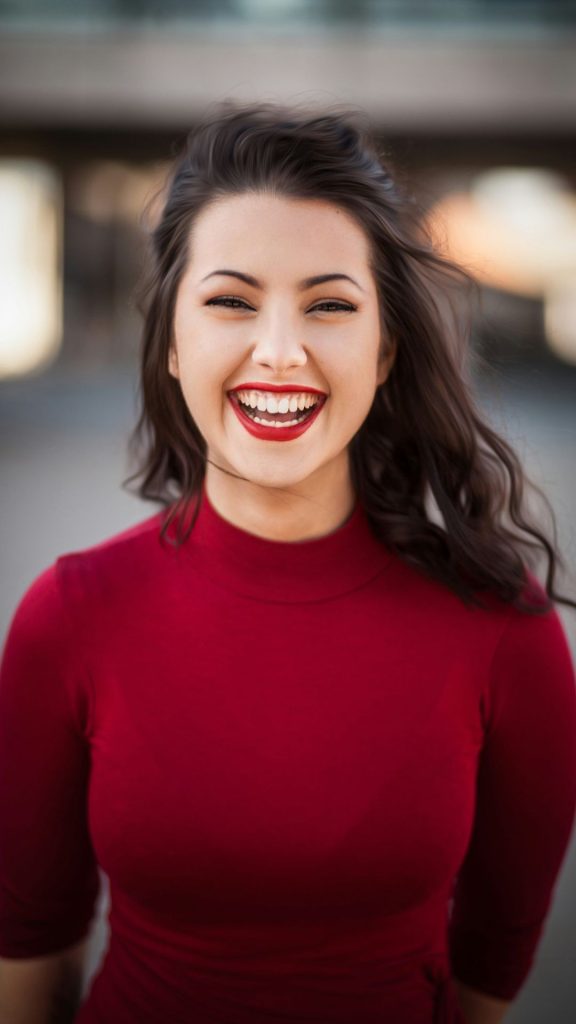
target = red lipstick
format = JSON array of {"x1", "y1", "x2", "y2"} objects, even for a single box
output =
[{"x1": 229, "y1": 382, "x2": 327, "y2": 396}]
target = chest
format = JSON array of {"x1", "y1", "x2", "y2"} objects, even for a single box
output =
[{"x1": 85, "y1": 590, "x2": 486, "y2": 923}]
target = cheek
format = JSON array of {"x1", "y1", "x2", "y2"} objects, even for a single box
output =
[
  {"x1": 174, "y1": 321, "x2": 238, "y2": 378},
  {"x1": 332, "y1": 340, "x2": 380, "y2": 390},
  {"x1": 174, "y1": 351, "x2": 230, "y2": 423},
  {"x1": 333, "y1": 365, "x2": 381, "y2": 427}
]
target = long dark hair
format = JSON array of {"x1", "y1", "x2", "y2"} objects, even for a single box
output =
[{"x1": 126, "y1": 100, "x2": 575, "y2": 614}]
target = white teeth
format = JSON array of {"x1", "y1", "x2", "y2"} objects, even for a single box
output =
[
  {"x1": 235, "y1": 389, "x2": 321, "y2": 415},
  {"x1": 253, "y1": 417, "x2": 302, "y2": 427},
  {"x1": 232, "y1": 388, "x2": 328, "y2": 429}
]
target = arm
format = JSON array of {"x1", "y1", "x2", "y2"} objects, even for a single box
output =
[
  {"x1": 449, "y1": 594, "x2": 576, "y2": 1005},
  {"x1": 0, "y1": 566, "x2": 100, "y2": 1003},
  {"x1": 0, "y1": 937, "x2": 89, "y2": 1024}
]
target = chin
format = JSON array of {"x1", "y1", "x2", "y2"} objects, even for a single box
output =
[{"x1": 233, "y1": 461, "x2": 319, "y2": 492}]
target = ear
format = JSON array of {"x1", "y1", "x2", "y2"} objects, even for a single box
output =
[
  {"x1": 376, "y1": 336, "x2": 397, "y2": 387},
  {"x1": 168, "y1": 346, "x2": 179, "y2": 379}
]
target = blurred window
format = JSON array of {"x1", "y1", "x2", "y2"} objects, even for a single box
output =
[{"x1": 60, "y1": 160, "x2": 166, "y2": 371}]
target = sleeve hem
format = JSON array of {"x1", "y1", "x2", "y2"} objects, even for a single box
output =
[
  {"x1": 451, "y1": 970, "x2": 524, "y2": 1002},
  {"x1": 0, "y1": 918, "x2": 96, "y2": 960}
]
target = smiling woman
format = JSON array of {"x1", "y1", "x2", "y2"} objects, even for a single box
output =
[{"x1": 1, "y1": 102, "x2": 575, "y2": 1024}]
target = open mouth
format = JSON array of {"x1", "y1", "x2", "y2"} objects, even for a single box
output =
[{"x1": 229, "y1": 390, "x2": 326, "y2": 429}]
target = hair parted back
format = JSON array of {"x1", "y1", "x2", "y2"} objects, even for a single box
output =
[{"x1": 126, "y1": 99, "x2": 574, "y2": 614}]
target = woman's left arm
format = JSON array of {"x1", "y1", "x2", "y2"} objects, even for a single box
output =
[{"x1": 448, "y1": 590, "x2": 576, "y2": 1008}]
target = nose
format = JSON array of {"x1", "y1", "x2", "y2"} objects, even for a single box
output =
[{"x1": 250, "y1": 313, "x2": 308, "y2": 374}]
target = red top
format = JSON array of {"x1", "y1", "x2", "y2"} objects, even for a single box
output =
[{"x1": 1, "y1": 485, "x2": 576, "y2": 1024}]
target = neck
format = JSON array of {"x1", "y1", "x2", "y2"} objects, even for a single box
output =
[{"x1": 203, "y1": 460, "x2": 357, "y2": 543}]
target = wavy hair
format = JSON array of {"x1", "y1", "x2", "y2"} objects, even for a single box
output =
[{"x1": 126, "y1": 100, "x2": 575, "y2": 614}]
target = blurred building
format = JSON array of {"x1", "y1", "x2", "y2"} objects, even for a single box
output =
[{"x1": 0, "y1": 0, "x2": 575, "y2": 377}]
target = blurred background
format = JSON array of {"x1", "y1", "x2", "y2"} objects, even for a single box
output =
[{"x1": 1, "y1": 2, "x2": 575, "y2": 1020}]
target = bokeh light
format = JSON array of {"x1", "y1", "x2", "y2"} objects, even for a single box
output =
[{"x1": 0, "y1": 160, "x2": 62, "y2": 378}]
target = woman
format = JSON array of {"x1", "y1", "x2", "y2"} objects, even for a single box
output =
[{"x1": 1, "y1": 102, "x2": 575, "y2": 1024}]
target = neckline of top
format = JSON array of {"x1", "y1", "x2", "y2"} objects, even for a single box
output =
[{"x1": 174, "y1": 482, "x2": 392, "y2": 603}]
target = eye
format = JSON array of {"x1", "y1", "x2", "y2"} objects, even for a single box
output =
[
  {"x1": 205, "y1": 295, "x2": 255, "y2": 310},
  {"x1": 308, "y1": 301, "x2": 357, "y2": 314}
]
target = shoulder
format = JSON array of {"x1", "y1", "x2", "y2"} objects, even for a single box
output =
[
  {"x1": 58, "y1": 508, "x2": 165, "y2": 567},
  {"x1": 481, "y1": 571, "x2": 576, "y2": 733},
  {"x1": 489, "y1": 571, "x2": 572, "y2": 660},
  {"x1": 385, "y1": 552, "x2": 573, "y2": 671},
  {"x1": 55, "y1": 508, "x2": 167, "y2": 599},
  {"x1": 4, "y1": 510, "x2": 166, "y2": 646},
  {"x1": 468, "y1": 568, "x2": 575, "y2": 686}
]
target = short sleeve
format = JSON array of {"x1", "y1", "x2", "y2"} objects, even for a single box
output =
[
  {"x1": 0, "y1": 564, "x2": 101, "y2": 957},
  {"x1": 448, "y1": 595, "x2": 576, "y2": 1000}
]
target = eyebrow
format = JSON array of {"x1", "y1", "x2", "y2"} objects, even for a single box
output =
[{"x1": 200, "y1": 269, "x2": 366, "y2": 293}]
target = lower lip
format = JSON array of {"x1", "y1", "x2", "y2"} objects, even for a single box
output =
[{"x1": 228, "y1": 394, "x2": 326, "y2": 442}]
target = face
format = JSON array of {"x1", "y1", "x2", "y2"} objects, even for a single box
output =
[{"x1": 169, "y1": 192, "x2": 395, "y2": 497}]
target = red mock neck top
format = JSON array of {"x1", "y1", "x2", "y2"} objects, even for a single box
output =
[{"x1": 1, "y1": 485, "x2": 575, "y2": 1024}]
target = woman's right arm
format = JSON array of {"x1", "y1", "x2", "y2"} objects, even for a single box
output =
[
  {"x1": 0, "y1": 937, "x2": 89, "y2": 1024},
  {"x1": 0, "y1": 565, "x2": 101, "y2": 1017}
]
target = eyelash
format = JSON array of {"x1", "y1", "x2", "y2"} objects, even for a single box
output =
[{"x1": 205, "y1": 296, "x2": 357, "y2": 314}]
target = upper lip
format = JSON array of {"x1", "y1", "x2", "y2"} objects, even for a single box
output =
[{"x1": 229, "y1": 382, "x2": 327, "y2": 395}]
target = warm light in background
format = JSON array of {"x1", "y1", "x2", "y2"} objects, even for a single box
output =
[
  {"x1": 0, "y1": 160, "x2": 62, "y2": 378},
  {"x1": 426, "y1": 168, "x2": 576, "y2": 364},
  {"x1": 71, "y1": 160, "x2": 168, "y2": 227}
]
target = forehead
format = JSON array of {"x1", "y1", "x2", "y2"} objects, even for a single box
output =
[{"x1": 187, "y1": 192, "x2": 372, "y2": 271}]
